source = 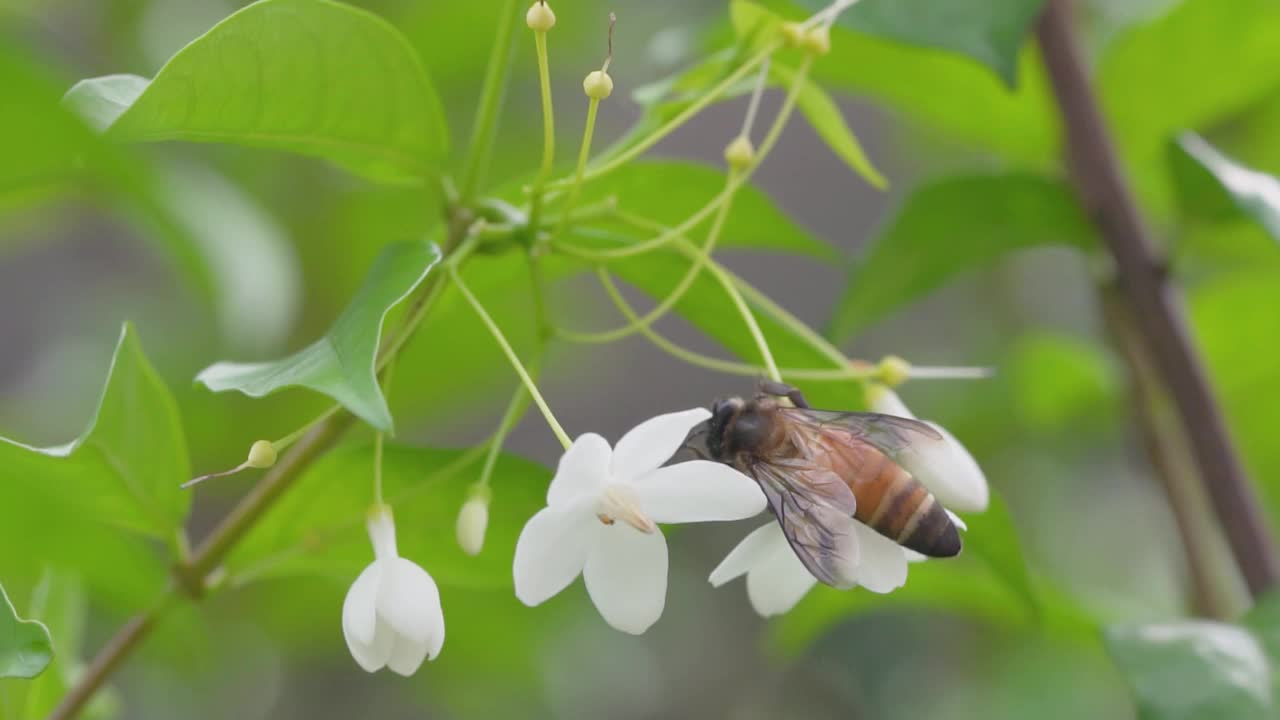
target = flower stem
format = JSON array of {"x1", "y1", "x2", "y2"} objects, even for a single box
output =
[
  {"x1": 448, "y1": 262, "x2": 573, "y2": 450},
  {"x1": 459, "y1": 0, "x2": 521, "y2": 205},
  {"x1": 527, "y1": 28, "x2": 556, "y2": 234},
  {"x1": 552, "y1": 97, "x2": 601, "y2": 241},
  {"x1": 480, "y1": 381, "x2": 533, "y2": 489}
]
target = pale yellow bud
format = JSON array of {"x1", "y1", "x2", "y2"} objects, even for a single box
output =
[
  {"x1": 802, "y1": 25, "x2": 831, "y2": 55},
  {"x1": 878, "y1": 355, "x2": 912, "y2": 388},
  {"x1": 583, "y1": 70, "x2": 614, "y2": 100},
  {"x1": 456, "y1": 492, "x2": 490, "y2": 556},
  {"x1": 781, "y1": 21, "x2": 805, "y2": 47},
  {"x1": 724, "y1": 136, "x2": 755, "y2": 171},
  {"x1": 526, "y1": 2, "x2": 556, "y2": 32},
  {"x1": 245, "y1": 440, "x2": 277, "y2": 469}
]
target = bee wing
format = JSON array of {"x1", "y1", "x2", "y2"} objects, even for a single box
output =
[
  {"x1": 778, "y1": 408, "x2": 944, "y2": 454},
  {"x1": 747, "y1": 457, "x2": 859, "y2": 588}
]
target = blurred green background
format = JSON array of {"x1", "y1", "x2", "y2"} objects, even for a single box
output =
[{"x1": 3, "y1": 0, "x2": 1280, "y2": 717}]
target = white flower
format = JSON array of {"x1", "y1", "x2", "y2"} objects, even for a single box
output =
[
  {"x1": 866, "y1": 383, "x2": 989, "y2": 512},
  {"x1": 710, "y1": 517, "x2": 909, "y2": 616},
  {"x1": 342, "y1": 504, "x2": 445, "y2": 675},
  {"x1": 709, "y1": 385, "x2": 990, "y2": 618},
  {"x1": 513, "y1": 408, "x2": 766, "y2": 634}
]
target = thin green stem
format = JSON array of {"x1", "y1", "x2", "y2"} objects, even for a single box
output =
[
  {"x1": 480, "y1": 381, "x2": 533, "y2": 489},
  {"x1": 527, "y1": 29, "x2": 556, "y2": 234},
  {"x1": 272, "y1": 404, "x2": 340, "y2": 451},
  {"x1": 552, "y1": 56, "x2": 813, "y2": 263},
  {"x1": 449, "y1": 262, "x2": 572, "y2": 449},
  {"x1": 372, "y1": 360, "x2": 395, "y2": 504},
  {"x1": 557, "y1": 173, "x2": 738, "y2": 343},
  {"x1": 459, "y1": 0, "x2": 522, "y2": 205},
  {"x1": 552, "y1": 98, "x2": 601, "y2": 241},
  {"x1": 377, "y1": 263, "x2": 452, "y2": 371},
  {"x1": 546, "y1": 42, "x2": 779, "y2": 191}
]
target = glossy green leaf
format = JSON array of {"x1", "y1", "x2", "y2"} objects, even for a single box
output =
[
  {"x1": 0, "y1": 583, "x2": 52, "y2": 679},
  {"x1": 64, "y1": 0, "x2": 448, "y2": 183},
  {"x1": 796, "y1": 0, "x2": 1046, "y2": 86},
  {"x1": 964, "y1": 491, "x2": 1040, "y2": 617},
  {"x1": 197, "y1": 241, "x2": 442, "y2": 432},
  {"x1": 1172, "y1": 133, "x2": 1280, "y2": 243},
  {"x1": 0, "y1": 324, "x2": 190, "y2": 539},
  {"x1": 1244, "y1": 589, "x2": 1280, "y2": 676},
  {"x1": 773, "y1": 63, "x2": 887, "y2": 190},
  {"x1": 1104, "y1": 621, "x2": 1274, "y2": 720},
  {"x1": 228, "y1": 443, "x2": 549, "y2": 589},
  {"x1": 573, "y1": 160, "x2": 839, "y2": 263},
  {"x1": 829, "y1": 174, "x2": 1094, "y2": 341}
]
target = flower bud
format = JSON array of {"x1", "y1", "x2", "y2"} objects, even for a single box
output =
[
  {"x1": 878, "y1": 355, "x2": 912, "y2": 387},
  {"x1": 526, "y1": 1, "x2": 556, "y2": 32},
  {"x1": 456, "y1": 487, "x2": 491, "y2": 556},
  {"x1": 583, "y1": 70, "x2": 614, "y2": 100},
  {"x1": 781, "y1": 21, "x2": 805, "y2": 47},
  {"x1": 724, "y1": 136, "x2": 755, "y2": 171},
  {"x1": 801, "y1": 25, "x2": 831, "y2": 55},
  {"x1": 245, "y1": 440, "x2": 277, "y2": 469}
]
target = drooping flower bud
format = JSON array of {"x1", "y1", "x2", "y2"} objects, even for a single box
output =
[
  {"x1": 526, "y1": 1, "x2": 556, "y2": 32},
  {"x1": 724, "y1": 136, "x2": 755, "y2": 172},
  {"x1": 583, "y1": 70, "x2": 614, "y2": 100},
  {"x1": 245, "y1": 440, "x2": 277, "y2": 469},
  {"x1": 456, "y1": 486, "x2": 491, "y2": 556}
]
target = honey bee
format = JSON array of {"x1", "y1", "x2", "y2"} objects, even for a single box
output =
[{"x1": 688, "y1": 382, "x2": 960, "y2": 589}]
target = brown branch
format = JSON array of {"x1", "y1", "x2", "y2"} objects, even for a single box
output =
[
  {"x1": 48, "y1": 609, "x2": 163, "y2": 720},
  {"x1": 1037, "y1": 0, "x2": 1279, "y2": 595}
]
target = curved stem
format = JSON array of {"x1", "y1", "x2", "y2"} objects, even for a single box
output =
[
  {"x1": 480, "y1": 381, "x2": 533, "y2": 488},
  {"x1": 449, "y1": 262, "x2": 573, "y2": 450},
  {"x1": 557, "y1": 173, "x2": 738, "y2": 343},
  {"x1": 459, "y1": 0, "x2": 521, "y2": 205}
]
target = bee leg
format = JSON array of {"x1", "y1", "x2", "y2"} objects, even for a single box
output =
[{"x1": 759, "y1": 380, "x2": 811, "y2": 409}]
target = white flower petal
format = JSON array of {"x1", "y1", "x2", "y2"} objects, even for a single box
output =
[
  {"x1": 342, "y1": 562, "x2": 380, "y2": 649},
  {"x1": 946, "y1": 509, "x2": 968, "y2": 531},
  {"x1": 386, "y1": 633, "x2": 430, "y2": 676},
  {"x1": 513, "y1": 500, "x2": 597, "y2": 606},
  {"x1": 632, "y1": 461, "x2": 765, "y2": 524},
  {"x1": 852, "y1": 522, "x2": 908, "y2": 594},
  {"x1": 611, "y1": 408, "x2": 711, "y2": 480},
  {"x1": 866, "y1": 384, "x2": 914, "y2": 418},
  {"x1": 547, "y1": 433, "x2": 612, "y2": 506},
  {"x1": 745, "y1": 526, "x2": 819, "y2": 617},
  {"x1": 582, "y1": 524, "x2": 668, "y2": 634},
  {"x1": 709, "y1": 521, "x2": 779, "y2": 587},
  {"x1": 904, "y1": 548, "x2": 929, "y2": 563},
  {"x1": 344, "y1": 614, "x2": 394, "y2": 673},
  {"x1": 893, "y1": 423, "x2": 989, "y2": 514},
  {"x1": 376, "y1": 558, "x2": 444, "y2": 652}
]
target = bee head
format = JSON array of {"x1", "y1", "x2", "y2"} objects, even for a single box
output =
[{"x1": 704, "y1": 396, "x2": 746, "y2": 461}]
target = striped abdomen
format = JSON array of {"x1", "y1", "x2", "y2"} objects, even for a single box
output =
[{"x1": 816, "y1": 431, "x2": 960, "y2": 558}]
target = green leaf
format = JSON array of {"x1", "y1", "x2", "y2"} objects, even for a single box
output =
[
  {"x1": 1007, "y1": 332, "x2": 1121, "y2": 434},
  {"x1": 773, "y1": 63, "x2": 887, "y2": 190},
  {"x1": 196, "y1": 240, "x2": 442, "y2": 432},
  {"x1": 573, "y1": 160, "x2": 839, "y2": 262},
  {"x1": 1172, "y1": 133, "x2": 1280, "y2": 243},
  {"x1": 228, "y1": 443, "x2": 549, "y2": 589},
  {"x1": 829, "y1": 174, "x2": 1094, "y2": 341},
  {"x1": 0, "y1": 583, "x2": 52, "y2": 679},
  {"x1": 0, "y1": 324, "x2": 190, "y2": 539},
  {"x1": 964, "y1": 491, "x2": 1040, "y2": 617},
  {"x1": 1244, "y1": 589, "x2": 1280, "y2": 679},
  {"x1": 64, "y1": 0, "x2": 448, "y2": 184},
  {"x1": 1104, "y1": 621, "x2": 1274, "y2": 720},
  {"x1": 798, "y1": 0, "x2": 1048, "y2": 86}
]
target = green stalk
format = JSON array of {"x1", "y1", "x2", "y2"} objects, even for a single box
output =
[{"x1": 459, "y1": 0, "x2": 522, "y2": 205}]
